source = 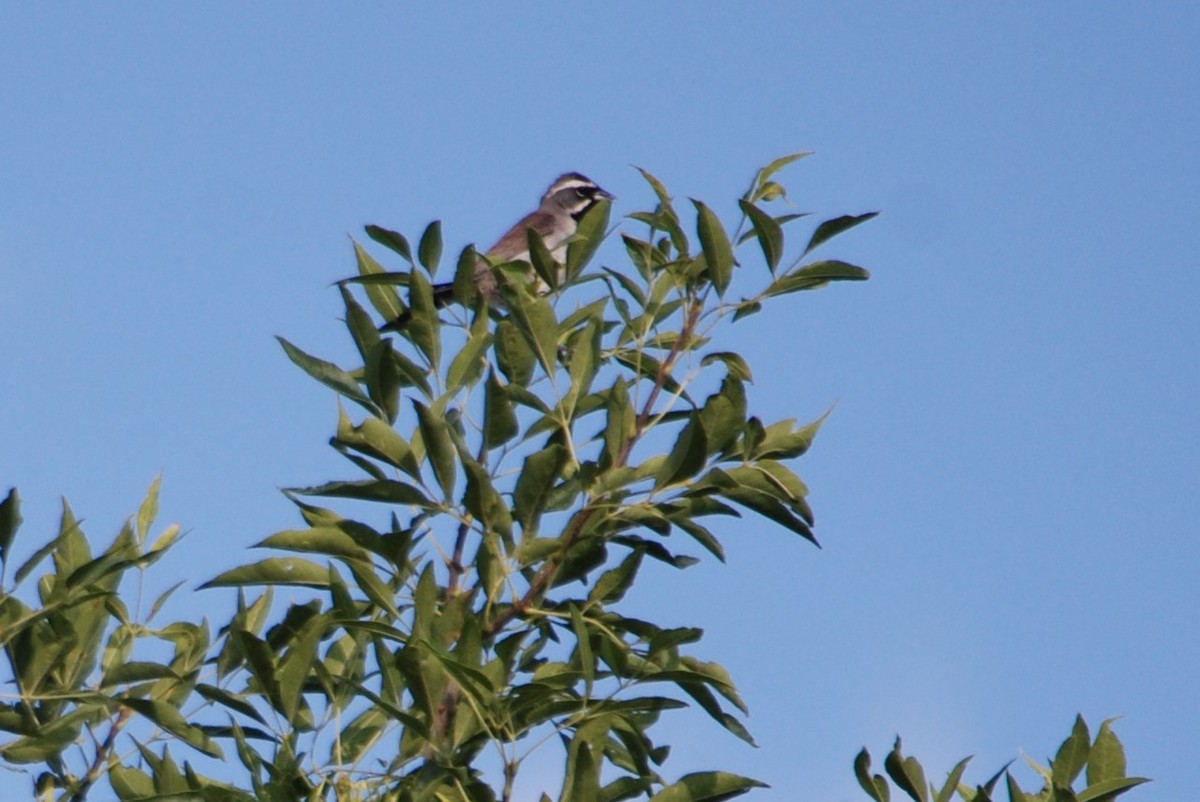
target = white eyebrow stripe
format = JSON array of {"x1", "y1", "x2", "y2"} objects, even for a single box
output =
[{"x1": 547, "y1": 178, "x2": 595, "y2": 193}]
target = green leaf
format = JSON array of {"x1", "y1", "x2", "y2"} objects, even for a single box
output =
[
  {"x1": 1005, "y1": 773, "x2": 1031, "y2": 802},
  {"x1": 335, "y1": 408, "x2": 420, "y2": 477},
  {"x1": 135, "y1": 475, "x2": 160, "y2": 543},
  {"x1": 693, "y1": 200, "x2": 735, "y2": 296},
  {"x1": 648, "y1": 771, "x2": 768, "y2": 802},
  {"x1": 505, "y1": 285, "x2": 559, "y2": 375},
  {"x1": 855, "y1": 749, "x2": 890, "y2": 802},
  {"x1": 565, "y1": 315, "x2": 602, "y2": 415},
  {"x1": 737, "y1": 200, "x2": 784, "y2": 272},
  {"x1": 122, "y1": 698, "x2": 222, "y2": 758},
  {"x1": 746, "y1": 410, "x2": 831, "y2": 460},
  {"x1": 417, "y1": 219, "x2": 443, "y2": 276},
  {"x1": 365, "y1": 224, "x2": 414, "y2": 263},
  {"x1": 200, "y1": 558, "x2": 331, "y2": 589},
  {"x1": 613, "y1": 349, "x2": 684, "y2": 397},
  {"x1": 884, "y1": 738, "x2": 928, "y2": 802},
  {"x1": 274, "y1": 611, "x2": 328, "y2": 724},
  {"x1": 527, "y1": 227, "x2": 559, "y2": 291},
  {"x1": 445, "y1": 309, "x2": 493, "y2": 395},
  {"x1": 635, "y1": 166, "x2": 689, "y2": 256},
  {"x1": 277, "y1": 337, "x2": 382, "y2": 417},
  {"x1": 569, "y1": 603, "x2": 595, "y2": 697},
  {"x1": 102, "y1": 660, "x2": 180, "y2": 686},
  {"x1": 701, "y1": 351, "x2": 753, "y2": 383},
  {"x1": 699, "y1": 376, "x2": 747, "y2": 457},
  {"x1": 747, "y1": 152, "x2": 811, "y2": 201},
  {"x1": 603, "y1": 377, "x2": 636, "y2": 467},
  {"x1": 1076, "y1": 778, "x2": 1151, "y2": 802},
  {"x1": 194, "y1": 683, "x2": 268, "y2": 724},
  {"x1": 463, "y1": 459, "x2": 514, "y2": 541},
  {"x1": 453, "y1": 244, "x2": 481, "y2": 308},
  {"x1": 803, "y1": 211, "x2": 879, "y2": 256},
  {"x1": 0, "y1": 488, "x2": 21, "y2": 569},
  {"x1": 289, "y1": 479, "x2": 432, "y2": 507},
  {"x1": 256, "y1": 526, "x2": 371, "y2": 563},
  {"x1": 1052, "y1": 715, "x2": 1091, "y2": 788},
  {"x1": 1087, "y1": 718, "x2": 1127, "y2": 787},
  {"x1": 483, "y1": 370, "x2": 519, "y2": 449},
  {"x1": 604, "y1": 265, "x2": 648, "y2": 308},
  {"x1": 768, "y1": 260, "x2": 870, "y2": 296},
  {"x1": 340, "y1": 284, "x2": 381, "y2": 363},
  {"x1": 513, "y1": 444, "x2": 568, "y2": 534},
  {"x1": 353, "y1": 239, "x2": 405, "y2": 322},
  {"x1": 656, "y1": 416, "x2": 708, "y2": 489},
  {"x1": 405, "y1": 267, "x2": 441, "y2": 369},
  {"x1": 588, "y1": 550, "x2": 643, "y2": 605},
  {"x1": 933, "y1": 756, "x2": 972, "y2": 802},
  {"x1": 109, "y1": 764, "x2": 156, "y2": 798},
  {"x1": 414, "y1": 400, "x2": 457, "y2": 499},
  {"x1": 494, "y1": 318, "x2": 536, "y2": 387},
  {"x1": 566, "y1": 199, "x2": 612, "y2": 283}
]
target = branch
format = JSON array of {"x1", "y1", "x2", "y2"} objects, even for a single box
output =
[
  {"x1": 482, "y1": 294, "x2": 705, "y2": 639},
  {"x1": 70, "y1": 705, "x2": 132, "y2": 802}
]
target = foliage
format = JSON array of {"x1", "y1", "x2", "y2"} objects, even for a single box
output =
[
  {"x1": 0, "y1": 157, "x2": 1145, "y2": 802},
  {"x1": 854, "y1": 715, "x2": 1149, "y2": 802}
]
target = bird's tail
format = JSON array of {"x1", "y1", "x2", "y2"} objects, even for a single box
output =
[
  {"x1": 432, "y1": 282, "x2": 456, "y2": 307},
  {"x1": 379, "y1": 281, "x2": 457, "y2": 332}
]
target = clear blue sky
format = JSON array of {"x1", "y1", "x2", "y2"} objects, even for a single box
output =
[{"x1": 2, "y1": 5, "x2": 1197, "y2": 800}]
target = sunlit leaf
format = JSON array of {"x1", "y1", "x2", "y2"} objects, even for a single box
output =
[
  {"x1": 1052, "y1": 715, "x2": 1091, "y2": 788},
  {"x1": 200, "y1": 558, "x2": 331, "y2": 589},
  {"x1": 353, "y1": 239, "x2": 405, "y2": 322},
  {"x1": 648, "y1": 771, "x2": 768, "y2": 802}
]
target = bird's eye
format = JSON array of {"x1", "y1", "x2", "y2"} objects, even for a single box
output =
[{"x1": 575, "y1": 188, "x2": 590, "y2": 198}]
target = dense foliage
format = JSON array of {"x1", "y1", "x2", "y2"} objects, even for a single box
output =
[{"x1": 0, "y1": 158, "x2": 1145, "y2": 802}]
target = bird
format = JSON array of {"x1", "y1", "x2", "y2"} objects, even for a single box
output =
[{"x1": 433, "y1": 172, "x2": 614, "y2": 309}]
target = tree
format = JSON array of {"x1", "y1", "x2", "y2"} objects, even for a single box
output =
[{"x1": 0, "y1": 158, "x2": 1145, "y2": 801}]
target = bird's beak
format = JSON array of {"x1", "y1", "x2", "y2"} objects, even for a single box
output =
[{"x1": 597, "y1": 187, "x2": 615, "y2": 200}]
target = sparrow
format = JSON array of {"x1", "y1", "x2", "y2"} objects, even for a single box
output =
[{"x1": 433, "y1": 172, "x2": 613, "y2": 308}]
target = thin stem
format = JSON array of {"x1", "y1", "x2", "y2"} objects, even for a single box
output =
[
  {"x1": 69, "y1": 705, "x2": 133, "y2": 802},
  {"x1": 482, "y1": 290, "x2": 705, "y2": 640}
]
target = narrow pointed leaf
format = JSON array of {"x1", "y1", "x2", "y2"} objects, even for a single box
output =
[
  {"x1": 648, "y1": 771, "x2": 768, "y2": 802},
  {"x1": 0, "y1": 488, "x2": 20, "y2": 567},
  {"x1": 1076, "y1": 778, "x2": 1150, "y2": 802},
  {"x1": 1087, "y1": 718, "x2": 1127, "y2": 787},
  {"x1": 855, "y1": 749, "x2": 890, "y2": 802},
  {"x1": 737, "y1": 200, "x2": 784, "y2": 271},
  {"x1": 483, "y1": 370, "x2": 519, "y2": 449},
  {"x1": 200, "y1": 558, "x2": 331, "y2": 589},
  {"x1": 566, "y1": 199, "x2": 612, "y2": 282},
  {"x1": 1052, "y1": 715, "x2": 1092, "y2": 788},
  {"x1": 353, "y1": 239, "x2": 405, "y2": 322},
  {"x1": 365, "y1": 224, "x2": 414, "y2": 263},
  {"x1": 693, "y1": 200, "x2": 735, "y2": 295},
  {"x1": 417, "y1": 219, "x2": 442, "y2": 276},
  {"x1": 277, "y1": 337, "x2": 381, "y2": 417},
  {"x1": 414, "y1": 400, "x2": 457, "y2": 499},
  {"x1": 803, "y1": 211, "x2": 879, "y2": 256}
]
